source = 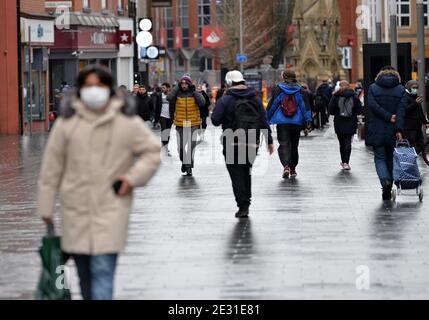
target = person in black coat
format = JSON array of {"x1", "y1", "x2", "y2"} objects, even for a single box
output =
[
  {"x1": 402, "y1": 80, "x2": 429, "y2": 154},
  {"x1": 135, "y1": 86, "x2": 152, "y2": 122},
  {"x1": 329, "y1": 81, "x2": 363, "y2": 170},
  {"x1": 366, "y1": 66, "x2": 406, "y2": 200},
  {"x1": 197, "y1": 84, "x2": 211, "y2": 140}
]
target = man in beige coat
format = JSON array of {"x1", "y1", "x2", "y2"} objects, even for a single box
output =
[{"x1": 37, "y1": 65, "x2": 161, "y2": 300}]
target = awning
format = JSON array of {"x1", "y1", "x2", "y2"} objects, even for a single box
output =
[{"x1": 65, "y1": 12, "x2": 119, "y2": 28}]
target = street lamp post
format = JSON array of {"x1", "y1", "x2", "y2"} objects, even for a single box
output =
[
  {"x1": 389, "y1": 0, "x2": 398, "y2": 69},
  {"x1": 417, "y1": 0, "x2": 426, "y2": 114},
  {"x1": 239, "y1": 0, "x2": 244, "y2": 73}
]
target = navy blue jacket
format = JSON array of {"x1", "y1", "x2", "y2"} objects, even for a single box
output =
[
  {"x1": 211, "y1": 86, "x2": 273, "y2": 145},
  {"x1": 366, "y1": 71, "x2": 406, "y2": 147},
  {"x1": 328, "y1": 89, "x2": 363, "y2": 135}
]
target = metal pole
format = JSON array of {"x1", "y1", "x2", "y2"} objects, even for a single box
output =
[
  {"x1": 28, "y1": 26, "x2": 33, "y2": 136},
  {"x1": 239, "y1": 0, "x2": 244, "y2": 73},
  {"x1": 375, "y1": 0, "x2": 382, "y2": 42},
  {"x1": 389, "y1": 1, "x2": 398, "y2": 69},
  {"x1": 417, "y1": 0, "x2": 426, "y2": 115}
]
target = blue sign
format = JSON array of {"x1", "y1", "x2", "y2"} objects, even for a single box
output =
[{"x1": 236, "y1": 54, "x2": 248, "y2": 63}]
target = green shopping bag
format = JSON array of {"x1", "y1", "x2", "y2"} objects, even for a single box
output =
[{"x1": 34, "y1": 224, "x2": 71, "y2": 300}]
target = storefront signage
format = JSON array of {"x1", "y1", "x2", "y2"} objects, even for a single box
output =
[
  {"x1": 21, "y1": 18, "x2": 55, "y2": 44},
  {"x1": 202, "y1": 26, "x2": 223, "y2": 49}
]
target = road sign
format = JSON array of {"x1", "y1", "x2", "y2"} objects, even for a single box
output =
[{"x1": 236, "y1": 53, "x2": 248, "y2": 63}]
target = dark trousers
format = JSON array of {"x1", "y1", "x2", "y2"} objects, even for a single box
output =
[
  {"x1": 72, "y1": 254, "x2": 118, "y2": 300},
  {"x1": 223, "y1": 145, "x2": 258, "y2": 209},
  {"x1": 337, "y1": 134, "x2": 353, "y2": 164},
  {"x1": 277, "y1": 125, "x2": 301, "y2": 169},
  {"x1": 405, "y1": 129, "x2": 425, "y2": 154},
  {"x1": 176, "y1": 126, "x2": 199, "y2": 167},
  {"x1": 160, "y1": 117, "x2": 173, "y2": 147}
]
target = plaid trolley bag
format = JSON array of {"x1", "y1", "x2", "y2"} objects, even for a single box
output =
[{"x1": 392, "y1": 140, "x2": 423, "y2": 202}]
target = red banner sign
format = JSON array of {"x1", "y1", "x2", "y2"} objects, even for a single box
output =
[
  {"x1": 174, "y1": 27, "x2": 182, "y2": 49},
  {"x1": 117, "y1": 30, "x2": 132, "y2": 45},
  {"x1": 202, "y1": 26, "x2": 223, "y2": 48},
  {"x1": 159, "y1": 27, "x2": 167, "y2": 47}
]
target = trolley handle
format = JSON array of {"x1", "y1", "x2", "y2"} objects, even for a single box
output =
[{"x1": 396, "y1": 139, "x2": 411, "y2": 148}]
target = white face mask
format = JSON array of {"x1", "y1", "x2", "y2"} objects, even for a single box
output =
[{"x1": 80, "y1": 86, "x2": 111, "y2": 110}]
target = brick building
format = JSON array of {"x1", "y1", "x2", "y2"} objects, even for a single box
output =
[
  {"x1": 337, "y1": 0, "x2": 362, "y2": 82},
  {"x1": 151, "y1": 0, "x2": 223, "y2": 85},
  {"x1": 0, "y1": 1, "x2": 19, "y2": 134}
]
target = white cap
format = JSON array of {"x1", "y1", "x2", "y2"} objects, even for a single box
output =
[{"x1": 225, "y1": 70, "x2": 245, "y2": 84}]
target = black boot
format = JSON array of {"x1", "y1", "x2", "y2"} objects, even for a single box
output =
[
  {"x1": 186, "y1": 167, "x2": 193, "y2": 177},
  {"x1": 181, "y1": 164, "x2": 186, "y2": 173},
  {"x1": 382, "y1": 181, "x2": 393, "y2": 201},
  {"x1": 235, "y1": 207, "x2": 250, "y2": 219}
]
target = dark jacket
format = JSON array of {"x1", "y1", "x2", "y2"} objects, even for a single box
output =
[
  {"x1": 402, "y1": 93, "x2": 428, "y2": 131},
  {"x1": 135, "y1": 93, "x2": 152, "y2": 121},
  {"x1": 315, "y1": 83, "x2": 333, "y2": 110},
  {"x1": 211, "y1": 85, "x2": 273, "y2": 145},
  {"x1": 155, "y1": 91, "x2": 176, "y2": 121},
  {"x1": 200, "y1": 90, "x2": 211, "y2": 118},
  {"x1": 328, "y1": 88, "x2": 363, "y2": 135},
  {"x1": 366, "y1": 70, "x2": 406, "y2": 147},
  {"x1": 151, "y1": 91, "x2": 162, "y2": 122}
]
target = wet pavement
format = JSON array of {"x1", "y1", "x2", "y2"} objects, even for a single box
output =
[{"x1": 1, "y1": 122, "x2": 429, "y2": 300}]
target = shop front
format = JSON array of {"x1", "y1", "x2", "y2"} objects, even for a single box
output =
[
  {"x1": 49, "y1": 13, "x2": 119, "y2": 108},
  {"x1": 21, "y1": 15, "x2": 55, "y2": 133}
]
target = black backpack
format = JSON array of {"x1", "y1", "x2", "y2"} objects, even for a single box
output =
[{"x1": 232, "y1": 98, "x2": 263, "y2": 144}]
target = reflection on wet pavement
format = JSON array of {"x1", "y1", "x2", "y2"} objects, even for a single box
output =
[{"x1": 1, "y1": 125, "x2": 429, "y2": 299}]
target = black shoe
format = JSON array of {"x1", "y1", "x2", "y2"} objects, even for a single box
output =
[
  {"x1": 382, "y1": 181, "x2": 393, "y2": 201},
  {"x1": 235, "y1": 207, "x2": 249, "y2": 219},
  {"x1": 181, "y1": 164, "x2": 186, "y2": 173},
  {"x1": 186, "y1": 167, "x2": 193, "y2": 177}
]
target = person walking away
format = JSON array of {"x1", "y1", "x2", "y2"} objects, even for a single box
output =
[
  {"x1": 198, "y1": 84, "x2": 211, "y2": 142},
  {"x1": 216, "y1": 84, "x2": 227, "y2": 102},
  {"x1": 328, "y1": 80, "x2": 363, "y2": 171},
  {"x1": 314, "y1": 80, "x2": 332, "y2": 128},
  {"x1": 157, "y1": 83, "x2": 175, "y2": 156},
  {"x1": 267, "y1": 70, "x2": 313, "y2": 179},
  {"x1": 301, "y1": 83, "x2": 316, "y2": 131},
  {"x1": 367, "y1": 66, "x2": 406, "y2": 200},
  {"x1": 167, "y1": 75, "x2": 206, "y2": 176},
  {"x1": 37, "y1": 65, "x2": 161, "y2": 300},
  {"x1": 212, "y1": 70, "x2": 274, "y2": 218},
  {"x1": 402, "y1": 80, "x2": 429, "y2": 154},
  {"x1": 151, "y1": 86, "x2": 162, "y2": 130},
  {"x1": 135, "y1": 86, "x2": 152, "y2": 124}
]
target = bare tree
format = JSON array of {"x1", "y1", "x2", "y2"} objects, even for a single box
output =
[{"x1": 218, "y1": 0, "x2": 282, "y2": 69}]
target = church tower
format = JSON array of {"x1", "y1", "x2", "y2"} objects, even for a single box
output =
[{"x1": 286, "y1": 0, "x2": 344, "y2": 90}]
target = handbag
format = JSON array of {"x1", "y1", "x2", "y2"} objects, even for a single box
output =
[{"x1": 34, "y1": 224, "x2": 71, "y2": 300}]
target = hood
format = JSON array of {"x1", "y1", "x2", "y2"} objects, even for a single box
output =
[
  {"x1": 227, "y1": 85, "x2": 257, "y2": 99},
  {"x1": 60, "y1": 90, "x2": 136, "y2": 119},
  {"x1": 335, "y1": 88, "x2": 355, "y2": 98},
  {"x1": 375, "y1": 69, "x2": 401, "y2": 88},
  {"x1": 278, "y1": 83, "x2": 302, "y2": 95}
]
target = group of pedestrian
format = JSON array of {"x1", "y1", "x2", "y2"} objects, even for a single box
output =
[{"x1": 36, "y1": 64, "x2": 428, "y2": 301}]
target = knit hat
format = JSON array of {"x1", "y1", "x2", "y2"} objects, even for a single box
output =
[
  {"x1": 282, "y1": 70, "x2": 297, "y2": 83},
  {"x1": 405, "y1": 80, "x2": 418, "y2": 90},
  {"x1": 180, "y1": 74, "x2": 193, "y2": 85}
]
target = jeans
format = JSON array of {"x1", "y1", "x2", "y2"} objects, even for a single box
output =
[
  {"x1": 176, "y1": 126, "x2": 199, "y2": 167},
  {"x1": 277, "y1": 125, "x2": 301, "y2": 169},
  {"x1": 160, "y1": 117, "x2": 173, "y2": 147},
  {"x1": 373, "y1": 145, "x2": 394, "y2": 186},
  {"x1": 337, "y1": 134, "x2": 353, "y2": 164},
  {"x1": 223, "y1": 145, "x2": 258, "y2": 209},
  {"x1": 73, "y1": 254, "x2": 118, "y2": 300}
]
